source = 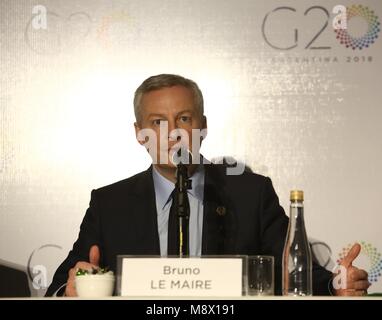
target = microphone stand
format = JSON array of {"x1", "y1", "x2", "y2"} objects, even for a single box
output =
[{"x1": 174, "y1": 163, "x2": 192, "y2": 257}]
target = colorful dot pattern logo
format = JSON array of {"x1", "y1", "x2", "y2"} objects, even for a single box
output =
[
  {"x1": 337, "y1": 242, "x2": 382, "y2": 283},
  {"x1": 335, "y1": 5, "x2": 380, "y2": 49}
]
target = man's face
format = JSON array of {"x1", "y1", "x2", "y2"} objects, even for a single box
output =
[{"x1": 134, "y1": 85, "x2": 207, "y2": 169}]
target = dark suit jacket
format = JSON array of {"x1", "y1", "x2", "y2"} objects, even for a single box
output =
[{"x1": 46, "y1": 164, "x2": 332, "y2": 296}]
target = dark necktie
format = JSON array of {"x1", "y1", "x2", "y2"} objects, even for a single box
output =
[{"x1": 167, "y1": 189, "x2": 178, "y2": 255}]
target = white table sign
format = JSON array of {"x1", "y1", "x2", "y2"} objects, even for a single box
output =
[{"x1": 119, "y1": 257, "x2": 243, "y2": 297}]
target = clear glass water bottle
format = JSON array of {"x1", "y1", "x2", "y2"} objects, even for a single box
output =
[{"x1": 282, "y1": 190, "x2": 312, "y2": 296}]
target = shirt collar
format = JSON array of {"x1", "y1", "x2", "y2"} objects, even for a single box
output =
[
  {"x1": 152, "y1": 166, "x2": 175, "y2": 210},
  {"x1": 189, "y1": 165, "x2": 204, "y2": 202},
  {"x1": 152, "y1": 165, "x2": 205, "y2": 211}
]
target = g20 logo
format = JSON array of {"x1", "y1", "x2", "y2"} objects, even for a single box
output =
[
  {"x1": 335, "y1": 5, "x2": 380, "y2": 50},
  {"x1": 262, "y1": 4, "x2": 380, "y2": 50}
]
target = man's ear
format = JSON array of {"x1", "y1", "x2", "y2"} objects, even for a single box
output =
[
  {"x1": 134, "y1": 122, "x2": 145, "y2": 146},
  {"x1": 200, "y1": 116, "x2": 208, "y2": 142},
  {"x1": 202, "y1": 116, "x2": 207, "y2": 130}
]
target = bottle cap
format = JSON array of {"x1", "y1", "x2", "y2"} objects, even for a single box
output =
[{"x1": 290, "y1": 190, "x2": 304, "y2": 202}]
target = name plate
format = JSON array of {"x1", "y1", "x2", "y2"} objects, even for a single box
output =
[{"x1": 119, "y1": 257, "x2": 243, "y2": 297}]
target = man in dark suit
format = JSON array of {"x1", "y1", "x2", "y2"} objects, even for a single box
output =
[{"x1": 46, "y1": 74, "x2": 370, "y2": 297}]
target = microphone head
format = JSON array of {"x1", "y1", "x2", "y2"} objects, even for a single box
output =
[{"x1": 171, "y1": 146, "x2": 193, "y2": 166}]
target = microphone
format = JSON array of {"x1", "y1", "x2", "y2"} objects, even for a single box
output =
[{"x1": 171, "y1": 146, "x2": 192, "y2": 257}]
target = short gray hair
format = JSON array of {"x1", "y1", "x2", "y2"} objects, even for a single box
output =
[{"x1": 134, "y1": 74, "x2": 204, "y2": 123}]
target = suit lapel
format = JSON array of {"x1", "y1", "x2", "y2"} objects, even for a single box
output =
[
  {"x1": 202, "y1": 165, "x2": 237, "y2": 255},
  {"x1": 130, "y1": 166, "x2": 160, "y2": 255}
]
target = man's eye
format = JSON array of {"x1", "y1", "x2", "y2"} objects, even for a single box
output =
[
  {"x1": 153, "y1": 119, "x2": 163, "y2": 125},
  {"x1": 179, "y1": 116, "x2": 191, "y2": 123}
]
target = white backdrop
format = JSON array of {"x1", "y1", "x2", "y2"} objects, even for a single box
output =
[{"x1": 1, "y1": 0, "x2": 381, "y2": 295}]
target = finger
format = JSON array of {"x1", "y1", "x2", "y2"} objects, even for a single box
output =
[
  {"x1": 349, "y1": 268, "x2": 368, "y2": 282},
  {"x1": 66, "y1": 268, "x2": 77, "y2": 297},
  {"x1": 66, "y1": 261, "x2": 98, "y2": 297},
  {"x1": 341, "y1": 289, "x2": 367, "y2": 296},
  {"x1": 89, "y1": 245, "x2": 100, "y2": 266},
  {"x1": 68, "y1": 268, "x2": 76, "y2": 280},
  {"x1": 350, "y1": 290, "x2": 367, "y2": 296},
  {"x1": 74, "y1": 261, "x2": 95, "y2": 272},
  {"x1": 65, "y1": 283, "x2": 77, "y2": 297},
  {"x1": 341, "y1": 243, "x2": 361, "y2": 268},
  {"x1": 353, "y1": 290, "x2": 367, "y2": 296},
  {"x1": 347, "y1": 280, "x2": 371, "y2": 290}
]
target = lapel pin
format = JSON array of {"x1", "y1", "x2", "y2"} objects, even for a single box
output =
[{"x1": 216, "y1": 206, "x2": 226, "y2": 216}]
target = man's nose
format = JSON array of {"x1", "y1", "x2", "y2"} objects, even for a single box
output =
[
  {"x1": 167, "y1": 119, "x2": 177, "y2": 133},
  {"x1": 167, "y1": 120, "x2": 181, "y2": 141}
]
